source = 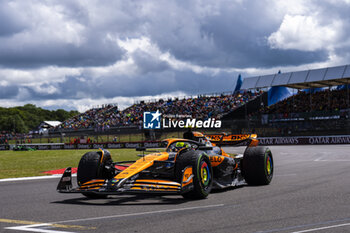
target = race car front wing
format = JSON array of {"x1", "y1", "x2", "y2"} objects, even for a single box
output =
[{"x1": 57, "y1": 167, "x2": 194, "y2": 195}]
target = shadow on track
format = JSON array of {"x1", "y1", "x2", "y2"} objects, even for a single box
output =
[
  {"x1": 52, "y1": 194, "x2": 190, "y2": 206},
  {"x1": 210, "y1": 185, "x2": 245, "y2": 194},
  {"x1": 52, "y1": 186, "x2": 245, "y2": 206}
]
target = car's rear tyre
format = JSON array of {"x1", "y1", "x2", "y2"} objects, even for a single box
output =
[
  {"x1": 242, "y1": 146, "x2": 273, "y2": 185},
  {"x1": 77, "y1": 151, "x2": 114, "y2": 199},
  {"x1": 176, "y1": 150, "x2": 213, "y2": 199}
]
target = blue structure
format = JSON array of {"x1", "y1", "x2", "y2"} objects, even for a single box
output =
[
  {"x1": 234, "y1": 74, "x2": 243, "y2": 92},
  {"x1": 268, "y1": 86, "x2": 292, "y2": 106}
]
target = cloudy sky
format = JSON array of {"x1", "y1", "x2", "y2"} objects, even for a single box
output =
[{"x1": 1, "y1": 0, "x2": 349, "y2": 112}]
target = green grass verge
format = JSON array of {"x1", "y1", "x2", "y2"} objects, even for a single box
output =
[{"x1": 0, "y1": 149, "x2": 141, "y2": 179}]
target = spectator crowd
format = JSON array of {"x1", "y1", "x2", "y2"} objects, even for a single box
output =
[
  {"x1": 259, "y1": 88, "x2": 350, "y2": 115},
  {"x1": 57, "y1": 91, "x2": 260, "y2": 130},
  {"x1": 0, "y1": 131, "x2": 32, "y2": 144}
]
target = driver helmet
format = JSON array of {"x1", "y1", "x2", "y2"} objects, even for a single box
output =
[{"x1": 175, "y1": 141, "x2": 189, "y2": 150}]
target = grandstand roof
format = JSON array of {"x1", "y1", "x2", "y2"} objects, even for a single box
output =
[
  {"x1": 241, "y1": 64, "x2": 350, "y2": 89},
  {"x1": 41, "y1": 121, "x2": 61, "y2": 128}
]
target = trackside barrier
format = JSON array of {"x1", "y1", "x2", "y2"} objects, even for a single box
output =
[
  {"x1": 0, "y1": 145, "x2": 10, "y2": 151},
  {"x1": 1, "y1": 135, "x2": 350, "y2": 151},
  {"x1": 2, "y1": 142, "x2": 162, "y2": 151}
]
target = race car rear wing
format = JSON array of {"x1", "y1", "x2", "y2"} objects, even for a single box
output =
[{"x1": 205, "y1": 133, "x2": 259, "y2": 147}]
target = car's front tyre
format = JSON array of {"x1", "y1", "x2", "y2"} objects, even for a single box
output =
[
  {"x1": 176, "y1": 150, "x2": 213, "y2": 199},
  {"x1": 77, "y1": 151, "x2": 114, "y2": 199}
]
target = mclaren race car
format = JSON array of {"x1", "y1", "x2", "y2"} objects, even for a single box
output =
[{"x1": 57, "y1": 132, "x2": 273, "y2": 199}]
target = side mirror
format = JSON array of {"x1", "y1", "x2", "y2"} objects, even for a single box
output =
[{"x1": 160, "y1": 141, "x2": 169, "y2": 148}]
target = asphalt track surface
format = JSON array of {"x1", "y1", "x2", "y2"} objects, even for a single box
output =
[{"x1": 1, "y1": 145, "x2": 350, "y2": 233}]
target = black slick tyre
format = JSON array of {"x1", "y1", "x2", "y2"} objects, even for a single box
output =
[
  {"x1": 242, "y1": 146, "x2": 273, "y2": 185},
  {"x1": 77, "y1": 151, "x2": 113, "y2": 199},
  {"x1": 175, "y1": 150, "x2": 213, "y2": 199}
]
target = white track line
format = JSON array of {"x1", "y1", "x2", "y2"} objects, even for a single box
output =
[
  {"x1": 52, "y1": 204, "x2": 225, "y2": 224},
  {"x1": 314, "y1": 160, "x2": 350, "y2": 162},
  {"x1": 4, "y1": 204, "x2": 224, "y2": 233},
  {"x1": 6, "y1": 223, "x2": 75, "y2": 233},
  {"x1": 0, "y1": 174, "x2": 76, "y2": 183},
  {"x1": 292, "y1": 222, "x2": 350, "y2": 233}
]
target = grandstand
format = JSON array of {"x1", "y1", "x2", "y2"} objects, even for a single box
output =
[
  {"x1": 232, "y1": 64, "x2": 350, "y2": 136},
  {"x1": 48, "y1": 64, "x2": 350, "y2": 140},
  {"x1": 57, "y1": 91, "x2": 262, "y2": 130},
  {"x1": 260, "y1": 88, "x2": 349, "y2": 114}
]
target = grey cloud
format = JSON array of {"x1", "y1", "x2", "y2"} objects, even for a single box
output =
[
  {"x1": 0, "y1": 85, "x2": 19, "y2": 98},
  {"x1": 132, "y1": 49, "x2": 170, "y2": 74},
  {"x1": 95, "y1": 70, "x2": 237, "y2": 98},
  {"x1": 0, "y1": 37, "x2": 124, "y2": 68},
  {"x1": 0, "y1": 1, "x2": 125, "y2": 68},
  {"x1": 147, "y1": 0, "x2": 328, "y2": 68},
  {"x1": 0, "y1": 2, "x2": 25, "y2": 37},
  {"x1": 311, "y1": 0, "x2": 350, "y2": 59},
  {"x1": 9, "y1": 78, "x2": 91, "y2": 101},
  {"x1": 0, "y1": 0, "x2": 336, "y2": 70},
  {"x1": 18, "y1": 69, "x2": 238, "y2": 101}
]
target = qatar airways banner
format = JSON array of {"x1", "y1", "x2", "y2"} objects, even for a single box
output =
[{"x1": 258, "y1": 135, "x2": 350, "y2": 145}]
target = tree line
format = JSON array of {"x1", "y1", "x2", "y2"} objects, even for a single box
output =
[{"x1": 0, "y1": 104, "x2": 79, "y2": 133}]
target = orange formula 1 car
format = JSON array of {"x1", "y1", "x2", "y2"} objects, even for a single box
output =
[{"x1": 57, "y1": 132, "x2": 273, "y2": 199}]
